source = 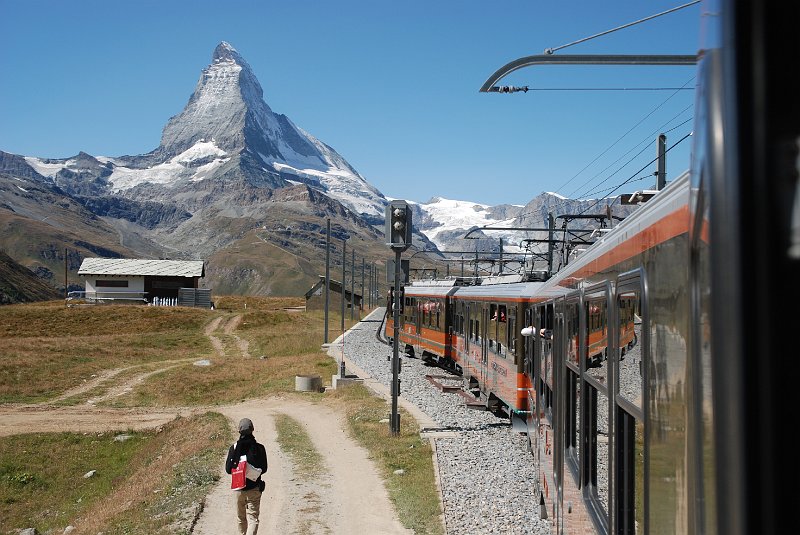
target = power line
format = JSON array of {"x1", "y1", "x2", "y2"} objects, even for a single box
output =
[{"x1": 543, "y1": 1, "x2": 701, "y2": 55}]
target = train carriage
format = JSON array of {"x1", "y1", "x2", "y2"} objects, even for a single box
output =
[
  {"x1": 384, "y1": 278, "x2": 467, "y2": 371},
  {"x1": 449, "y1": 280, "x2": 544, "y2": 430},
  {"x1": 522, "y1": 171, "x2": 690, "y2": 534}
]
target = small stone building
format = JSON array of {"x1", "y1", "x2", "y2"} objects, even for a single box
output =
[
  {"x1": 77, "y1": 258, "x2": 209, "y2": 306},
  {"x1": 304, "y1": 276, "x2": 362, "y2": 312}
]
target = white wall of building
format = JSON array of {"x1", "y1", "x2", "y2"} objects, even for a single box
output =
[{"x1": 85, "y1": 276, "x2": 145, "y2": 295}]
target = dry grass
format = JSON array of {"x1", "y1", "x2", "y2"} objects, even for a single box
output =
[
  {"x1": 0, "y1": 302, "x2": 212, "y2": 403},
  {"x1": 0, "y1": 301, "x2": 210, "y2": 338},
  {"x1": 274, "y1": 413, "x2": 326, "y2": 479},
  {"x1": 0, "y1": 412, "x2": 230, "y2": 535},
  {"x1": 213, "y1": 295, "x2": 304, "y2": 311}
]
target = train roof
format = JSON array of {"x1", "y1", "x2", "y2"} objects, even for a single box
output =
[
  {"x1": 452, "y1": 281, "x2": 546, "y2": 300},
  {"x1": 403, "y1": 277, "x2": 474, "y2": 297},
  {"x1": 538, "y1": 170, "x2": 691, "y2": 293}
]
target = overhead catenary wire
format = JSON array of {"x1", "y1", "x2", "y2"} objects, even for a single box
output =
[
  {"x1": 543, "y1": 1, "x2": 701, "y2": 55},
  {"x1": 559, "y1": 77, "x2": 695, "y2": 199},
  {"x1": 467, "y1": 2, "x2": 701, "y2": 254},
  {"x1": 569, "y1": 114, "x2": 694, "y2": 201},
  {"x1": 577, "y1": 130, "x2": 693, "y2": 215}
]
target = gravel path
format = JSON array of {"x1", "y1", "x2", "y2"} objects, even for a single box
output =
[{"x1": 331, "y1": 308, "x2": 551, "y2": 535}]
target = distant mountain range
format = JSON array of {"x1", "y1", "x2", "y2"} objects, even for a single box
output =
[{"x1": 0, "y1": 42, "x2": 633, "y2": 299}]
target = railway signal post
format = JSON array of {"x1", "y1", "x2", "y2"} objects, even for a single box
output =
[{"x1": 385, "y1": 200, "x2": 412, "y2": 436}]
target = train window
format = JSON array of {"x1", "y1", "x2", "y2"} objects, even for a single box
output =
[
  {"x1": 507, "y1": 311, "x2": 516, "y2": 357},
  {"x1": 584, "y1": 383, "x2": 610, "y2": 527},
  {"x1": 498, "y1": 305, "x2": 507, "y2": 356},
  {"x1": 617, "y1": 290, "x2": 642, "y2": 409},
  {"x1": 582, "y1": 289, "x2": 611, "y2": 530},
  {"x1": 471, "y1": 302, "x2": 481, "y2": 343},
  {"x1": 586, "y1": 298, "x2": 609, "y2": 380},
  {"x1": 566, "y1": 366, "x2": 580, "y2": 478},
  {"x1": 536, "y1": 304, "x2": 553, "y2": 413},
  {"x1": 562, "y1": 299, "x2": 581, "y2": 482},
  {"x1": 616, "y1": 407, "x2": 644, "y2": 535},
  {"x1": 566, "y1": 302, "x2": 580, "y2": 369},
  {"x1": 543, "y1": 303, "x2": 554, "y2": 392}
]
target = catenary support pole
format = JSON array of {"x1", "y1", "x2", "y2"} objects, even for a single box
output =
[
  {"x1": 340, "y1": 238, "x2": 346, "y2": 378},
  {"x1": 361, "y1": 256, "x2": 365, "y2": 313},
  {"x1": 324, "y1": 219, "x2": 330, "y2": 344},
  {"x1": 351, "y1": 248, "x2": 355, "y2": 320}
]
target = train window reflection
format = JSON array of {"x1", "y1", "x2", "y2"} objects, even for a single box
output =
[
  {"x1": 586, "y1": 298, "x2": 609, "y2": 385},
  {"x1": 618, "y1": 290, "x2": 643, "y2": 409},
  {"x1": 566, "y1": 302, "x2": 580, "y2": 368},
  {"x1": 566, "y1": 368, "x2": 580, "y2": 477}
]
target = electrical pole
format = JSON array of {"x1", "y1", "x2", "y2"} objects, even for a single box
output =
[
  {"x1": 657, "y1": 133, "x2": 667, "y2": 190},
  {"x1": 361, "y1": 256, "x2": 365, "y2": 314},
  {"x1": 351, "y1": 248, "x2": 355, "y2": 320},
  {"x1": 64, "y1": 247, "x2": 68, "y2": 300},
  {"x1": 340, "y1": 238, "x2": 346, "y2": 378},
  {"x1": 324, "y1": 219, "x2": 330, "y2": 343},
  {"x1": 341, "y1": 239, "x2": 346, "y2": 335}
]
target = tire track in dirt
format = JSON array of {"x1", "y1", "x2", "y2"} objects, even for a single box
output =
[
  {"x1": 205, "y1": 316, "x2": 226, "y2": 357},
  {"x1": 205, "y1": 314, "x2": 250, "y2": 359},
  {"x1": 85, "y1": 363, "x2": 187, "y2": 405}
]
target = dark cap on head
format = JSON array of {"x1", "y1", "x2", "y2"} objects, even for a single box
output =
[{"x1": 238, "y1": 418, "x2": 254, "y2": 434}]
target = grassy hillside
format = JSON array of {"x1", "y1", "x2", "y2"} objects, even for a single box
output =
[
  {"x1": 0, "y1": 250, "x2": 61, "y2": 304},
  {"x1": 205, "y1": 227, "x2": 394, "y2": 297},
  {"x1": 0, "y1": 173, "x2": 143, "y2": 293}
]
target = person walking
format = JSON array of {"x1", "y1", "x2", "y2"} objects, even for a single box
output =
[{"x1": 225, "y1": 417, "x2": 268, "y2": 535}]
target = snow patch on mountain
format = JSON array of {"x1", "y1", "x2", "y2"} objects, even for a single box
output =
[
  {"x1": 23, "y1": 157, "x2": 72, "y2": 177},
  {"x1": 416, "y1": 197, "x2": 519, "y2": 248},
  {"x1": 107, "y1": 140, "x2": 230, "y2": 190}
]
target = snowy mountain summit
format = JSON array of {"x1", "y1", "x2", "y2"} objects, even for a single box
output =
[
  {"x1": 23, "y1": 41, "x2": 387, "y2": 218},
  {"x1": 151, "y1": 41, "x2": 386, "y2": 216}
]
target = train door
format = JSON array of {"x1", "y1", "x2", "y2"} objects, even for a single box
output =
[
  {"x1": 552, "y1": 298, "x2": 567, "y2": 534},
  {"x1": 613, "y1": 271, "x2": 647, "y2": 535},
  {"x1": 563, "y1": 293, "x2": 582, "y2": 483},
  {"x1": 480, "y1": 302, "x2": 490, "y2": 398},
  {"x1": 582, "y1": 282, "x2": 613, "y2": 533},
  {"x1": 414, "y1": 297, "x2": 422, "y2": 338},
  {"x1": 533, "y1": 302, "x2": 554, "y2": 522},
  {"x1": 524, "y1": 305, "x2": 536, "y2": 453}
]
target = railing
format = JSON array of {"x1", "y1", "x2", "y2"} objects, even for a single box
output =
[
  {"x1": 66, "y1": 289, "x2": 212, "y2": 308},
  {"x1": 67, "y1": 290, "x2": 148, "y2": 303}
]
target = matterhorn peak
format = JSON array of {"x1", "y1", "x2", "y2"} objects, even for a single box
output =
[
  {"x1": 212, "y1": 41, "x2": 245, "y2": 64},
  {"x1": 146, "y1": 42, "x2": 387, "y2": 216}
]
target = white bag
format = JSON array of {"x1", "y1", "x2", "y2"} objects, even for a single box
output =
[{"x1": 246, "y1": 463, "x2": 262, "y2": 481}]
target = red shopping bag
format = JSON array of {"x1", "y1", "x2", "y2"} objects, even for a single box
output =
[{"x1": 231, "y1": 455, "x2": 247, "y2": 490}]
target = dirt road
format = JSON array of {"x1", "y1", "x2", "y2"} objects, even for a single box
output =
[
  {"x1": 194, "y1": 398, "x2": 414, "y2": 535},
  {"x1": 0, "y1": 397, "x2": 413, "y2": 535}
]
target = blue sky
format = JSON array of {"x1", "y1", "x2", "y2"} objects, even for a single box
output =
[{"x1": 0, "y1": 0, "x2": 701, "y2": 206}]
